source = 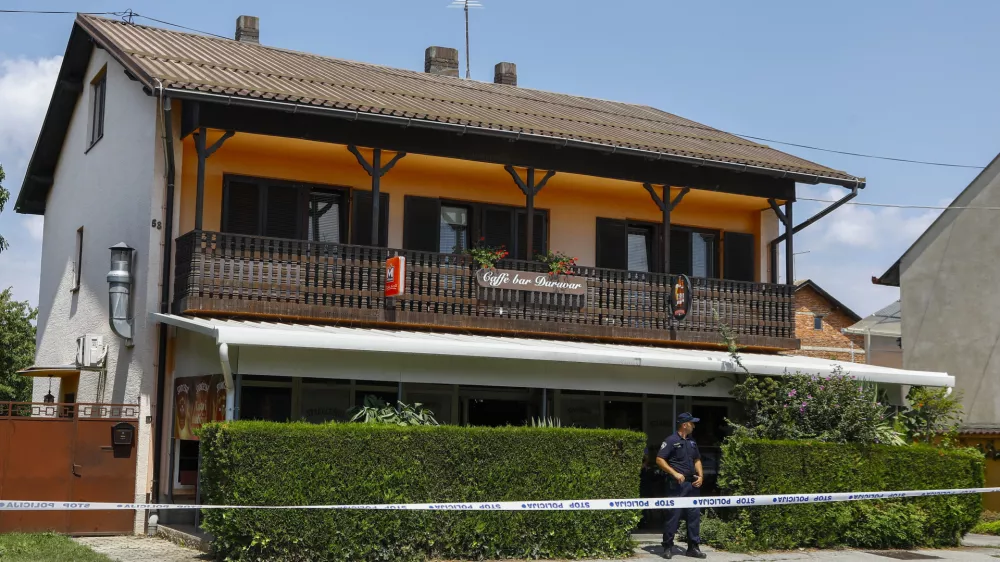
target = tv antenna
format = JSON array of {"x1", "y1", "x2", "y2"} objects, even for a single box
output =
[{"x1": 447, "y1": 0, "x2": 483, "y2": 79}]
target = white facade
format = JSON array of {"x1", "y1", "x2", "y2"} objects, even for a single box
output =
[{"x1": 31, "y1": 48, "x2": 162, "y2": 533}]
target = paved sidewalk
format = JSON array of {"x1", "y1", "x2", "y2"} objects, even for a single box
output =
[
  {"x1": 74, "y1": 536, "x2": 210, "y2": 562},
  {"x1": 73, "y1": 534, "x2": 1000, "y2": 562}
]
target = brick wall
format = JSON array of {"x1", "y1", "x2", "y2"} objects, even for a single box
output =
[{"x1": 786, "y1": 286, "x2": 866, "y2": 363}]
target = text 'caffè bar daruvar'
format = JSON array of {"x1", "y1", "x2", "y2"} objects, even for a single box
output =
[{"x1": 13, "y1": 13, "x2": 952, "y2": 531}]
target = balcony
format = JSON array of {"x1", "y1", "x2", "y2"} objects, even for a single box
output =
[{"x1": 174, "y1": 231, "x2": 798, "y2": 350}]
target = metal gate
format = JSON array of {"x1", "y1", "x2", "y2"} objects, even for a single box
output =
[{"x1": 0, "y1": 402, "x2": 139, "y2": 535}]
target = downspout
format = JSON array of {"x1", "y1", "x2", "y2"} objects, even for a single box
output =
[
  {"x1": 153, "y1": 90, "x2": 175, "y2": 505},
  {"x1": 768, "y1": 187, "x2": 859, "y2": 284},
  {"x1": 218, "y1": 343, "x2": 235, "y2": 419}
]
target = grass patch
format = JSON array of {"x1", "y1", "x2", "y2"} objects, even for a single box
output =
[{"x1": 0, "y1": 533, "x2": 111, "y2": 562}]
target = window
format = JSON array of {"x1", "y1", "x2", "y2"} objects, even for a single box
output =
[
  {"x1": 88, "y1": 68, "x2": 106, "y2": 148},
  {"x1": 307, "y1": 190, "x2": 342, "y2": 243},
  {"x1": 595, "y1": 218, "x2": 721, "y2": 277},
  {"x1": 626, "y1": 226, "x2": 653, "y2": 272},
  {"x1": 221, "y1": 176, "x2": 358, "y2": 244},
  {"x1": 402, "y1": 195, "x2": 547, "y2": 258},
  {"x1": 814, "y1": 315, "x2": 824, "y2": 330},
  {"x1": 72, "y1": 227, "x2": 83, "y2": 291},
  {"x1": 440, "y1": 206, "x2": 469, "y2": 254},
  {"x1": 175, "y1": 439, "x2": 199, "y2": 487},
  {"x1": 670, "y1": 227, "x2": 718, "y2": 278}
]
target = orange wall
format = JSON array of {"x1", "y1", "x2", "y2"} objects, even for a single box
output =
[{"x1": 180, "y1": 131, "x2": 776, "y2": 279}]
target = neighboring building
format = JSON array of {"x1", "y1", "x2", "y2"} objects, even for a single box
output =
[
  {"x1": 874, "y1": 153, "x2": 1000, "y2": 508},
  {"x1": 791, "y1": 279, "x2": 864, "y2": 363},
  {"x1": 845, "y1": 301, "x2": 902, "y2": 369},
  {"x1": 13, "y1": 14, "x2": 952, "y2": 533}
]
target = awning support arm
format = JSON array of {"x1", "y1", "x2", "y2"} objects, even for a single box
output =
[{"x1": 767, "y1": 187, "x2": 858, "y2": 283}]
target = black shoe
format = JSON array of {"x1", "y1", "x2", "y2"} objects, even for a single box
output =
[
  {"x1": 686, "y1": 545, "x2": 707, "y2": 559},
  {"x1": 661, "y1": 544, "x2": 675, "y2": 559}
]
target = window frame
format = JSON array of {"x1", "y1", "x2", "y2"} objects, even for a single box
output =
[
  {"x1": 625, "y1": 224, "x2": 655, "y2": 273},
  {"x1": 813, "y1": 315, "x2": 824, "y2": 330},
  {"x1": 71, "y1": 226, "x2": 84, "y2": 292},
  {"x1": 671, "y1": 224, "x2": 721, "y2": 278},
  {"x1": 439, "y1": 204, "x2": 472, "y2": 255},
  {"x1": 221, "y1": 174, "x2": 351, "y2": 241},
  {"x1": 439, "y1": 197, "x2": 549, "y2": 260},
  {"x1": 87, "y1": 66, "x2": 107, "y2": 151}
]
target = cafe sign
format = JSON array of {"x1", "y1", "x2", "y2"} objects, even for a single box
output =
[{"x1": 476, "y1": 268, "x2": 587, "y2": 296}]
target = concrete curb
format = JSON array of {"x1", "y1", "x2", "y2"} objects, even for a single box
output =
[{"x1": 156, "y1": 524, "x2": 213, "y2": 554}]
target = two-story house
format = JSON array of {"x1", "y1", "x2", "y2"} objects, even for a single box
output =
[{"x1": 13, "y1": 14, "x2": 954, "y2": 533}]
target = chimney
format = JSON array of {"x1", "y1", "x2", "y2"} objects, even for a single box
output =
[
  {"x1": 424, "y1": 47, "x2": 459, "y2": 77},
  {"x1": 235, "y1": 15, "x2": 259, "y2": 44},
  {"x1": 494, "y1": 62, "x2": 517, "y2": 86}
]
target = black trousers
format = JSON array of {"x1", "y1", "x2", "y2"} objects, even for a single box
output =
[{"x1": 662, "y1": 479, "x2": 701, "y2": 547}]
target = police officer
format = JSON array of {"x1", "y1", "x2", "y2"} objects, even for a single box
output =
[{"x1": 656, "y1": 412, "x2": 706, "y2": 559}]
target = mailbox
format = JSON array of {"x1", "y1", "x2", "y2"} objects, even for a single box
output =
[{"x1": 112, "y1": 422, "x2": 135, "y2": 447}]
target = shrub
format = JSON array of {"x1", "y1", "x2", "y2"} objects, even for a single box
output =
[
  {"x1": 972, "y1": 519, "x2": 1000, "y2": 535},
  {"x1": 728, "y1": 369, "x2": 901, "y2": 445},
  {"x1": 200, "y1": 422, "x2": 645, "y2": 561},
  {"x1": 716, "y1": 439, "x2": 984, "y2": 551},
  {"x1": 898, "y1": 386, "x2": 964, "y2": 445}
]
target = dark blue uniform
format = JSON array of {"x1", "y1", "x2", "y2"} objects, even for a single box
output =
[{"x1": 657, "y1": 432, "x2": 702, "y2": 549}]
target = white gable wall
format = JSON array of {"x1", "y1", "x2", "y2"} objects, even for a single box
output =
[{"x1": 32, "y1": 47, "x2": 162, "y2": 533}]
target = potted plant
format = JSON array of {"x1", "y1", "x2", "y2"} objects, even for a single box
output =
[
  {"x1": 536, "y1": 250, "x2": 578, "y2": 276},
  {"x1": 465, "y1": 237, "x2": 509, "y2": 270}
]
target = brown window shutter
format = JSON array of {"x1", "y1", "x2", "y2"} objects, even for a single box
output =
[
  {"x1": 481, "y1": 206, "x2": 515, "y2": 254},
  {"x1": 403, "y1": 195, "x2": 441, "y2": 251},
  {"x1": 516, "y1": 210, "x2": 547, "y2": 260},
  {"x1": 595, "y1": 218, "x2": 627, "y2": 270},
  {"x1": 669, "y1": 228, "x2": 692, "y2": 276},
  {"x1": 264, "y1": 185, "x2": 301, "y2": 239},
  {"x1": 723, "y1": 232, "x2": 756, "y2": 282},
  {"x1": 350, "y1": 191, "x2": 390, "y2": 247},
  {"x1": 222, "y1": 179, "x2": 261, "y2": 235}
]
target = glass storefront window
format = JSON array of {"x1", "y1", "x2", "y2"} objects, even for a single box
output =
[
  {"x1": 240, "y1": 386, "x2": 292, "y2": 421},
  {"x1": 300, "y1": 383, "x2": 351, "y2": 423}
]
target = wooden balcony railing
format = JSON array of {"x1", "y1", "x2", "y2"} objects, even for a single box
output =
[{"x1": 174, "y1": 231, "x2": 798, "y2": 349}]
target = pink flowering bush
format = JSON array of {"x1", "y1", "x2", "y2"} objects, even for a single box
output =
[{"x1": 728, "y1": 366, "x2": 900, "y2": 445}]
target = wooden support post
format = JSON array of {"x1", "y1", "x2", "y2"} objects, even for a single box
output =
[
  {"x1": 372, "y1": 148, "x2": 381, "y2": 246},
  {"x1": 194, "y1": 128, "x2": 206, "y2": 231},
  {"x1": 348, "y1": 146, "x2": 407, "y2": 246},
  {"x1": 662, "y1": 186, "x2": 670, "y2": 273},
  {"x1": 193, "y1": 128, "x2": 235, "y2": 232},
  {"x1": 526, "y1": 168, "x2": 535, "y2": 259},
  {"x1": 505, "y1": 166, "x2": 555, "y2": 260},
  {"x1": 784, "y1": 201, "x2": 794, "y2": 285},
  {"x1": 643, "y1": 184, "x2": 688, "y2": 273}
]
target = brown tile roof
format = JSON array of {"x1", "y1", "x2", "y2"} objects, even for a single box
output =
[{"x1": 79, "y1": 15, "x2": 862, "y2": 186}]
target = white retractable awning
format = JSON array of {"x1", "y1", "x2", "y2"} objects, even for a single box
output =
[{"x1": 151, "y1": 314, "x2": 952, "y2": 388}]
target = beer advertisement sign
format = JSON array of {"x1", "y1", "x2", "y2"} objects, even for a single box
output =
[
  {"x1": 173, "y1": 374, "x2": 227, "y2": 440},
  {"x1": 385, "y1": 256, "x2": 406, "y2": 298}
]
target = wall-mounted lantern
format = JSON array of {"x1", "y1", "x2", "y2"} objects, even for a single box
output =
[
  {"x1": 43, "y1": 377, "x2": 55, "y2": 404},
  {"x1": 107, "y1": 243, "x2": 135, "y2": 343}
]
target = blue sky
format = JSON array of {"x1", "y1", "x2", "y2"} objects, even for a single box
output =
[{"x1": 1, "y1": 0, "x2": 997, "y2": 316}]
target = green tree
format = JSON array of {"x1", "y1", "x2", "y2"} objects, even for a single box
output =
[
  {"x1": 0, "y1": 288, "x2": 37, "y2": 401},
  {"x1": 0, "y1": 164, "x2": 8, "y2": 254}
]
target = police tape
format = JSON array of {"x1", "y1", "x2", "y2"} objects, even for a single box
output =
[{"x1": 1, "y1": 487, "x2": 998, "y2": 512}]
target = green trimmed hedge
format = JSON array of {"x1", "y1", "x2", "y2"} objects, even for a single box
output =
[
  {"x1": 199, "y1": 422, "x2": 645, "y2": 561},
  {"x1": 716, "y1": 439, "x2": 985, "y2": 551}
]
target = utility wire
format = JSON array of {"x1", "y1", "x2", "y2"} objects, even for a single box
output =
[
  {"x1": 799, "y1": 197, "x2": 1000, "y2": 211},
  {"x1": 130, "y1": 13, "x2": 229, "y2": 39},
  {"x1": 0, "y1": 9, "x2": 118, "y2": 14},
  {"x1": 0, "y1": 9, "x2": 989, "y2": 171},
  {"x1": 733, "y1": 135, "x2": 985, "y2": 170}
]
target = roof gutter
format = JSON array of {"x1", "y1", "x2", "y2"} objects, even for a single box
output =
[{"x1": 161, "y1": 88, "x2": 866, "y2": 190}]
